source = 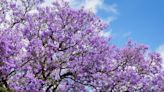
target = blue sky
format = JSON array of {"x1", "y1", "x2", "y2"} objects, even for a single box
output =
[{"x1": 101, "y1": 0, "x2": 164, "y2": 51}]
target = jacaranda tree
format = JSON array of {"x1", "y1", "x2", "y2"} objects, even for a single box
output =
[{"x1": 0, "y1": 0, "x2": 164, "y2": 92}]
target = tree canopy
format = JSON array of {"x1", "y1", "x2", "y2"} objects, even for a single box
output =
[{"x1": 0, "y1": 0, "x2": 164, "y2": 92}]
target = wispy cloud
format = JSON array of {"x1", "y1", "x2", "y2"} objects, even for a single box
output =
[
  {"x1": 105, "y1": 16, "x2": 117, "y2": 24},
  {"x1": 83, "y1": 0, "x2": 118, "y2": 15},
  {"x1": 100, "y1": 3, "x2": 118, "y2": 15},
  {"x1": 99, "y1": 29, "x2": 112, "y2": 37},
  {"x1": 84, "y1": 0, "x2": 103, "y2": 13}
]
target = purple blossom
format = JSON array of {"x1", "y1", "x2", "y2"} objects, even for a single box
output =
[{"x1": 0, "y1": 1, "x2": 163, "y2": 92}]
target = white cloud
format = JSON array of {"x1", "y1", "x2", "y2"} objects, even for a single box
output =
[
  {"x1": 105, "y1": 16, "x2": 117, "y2": 24},
  {"x1": 99, "y1": 29, "x2": 112, "y2": 38},
  {"x1": 157, "y1": 44, "x2": 164, "y2": 68},
  {"x1": 100, "y1": 3, "x2": 118, "y2": 15},
  {"x1": 83, "y1": 0, "x2": 118, "y2": 15},
  {"x1": 84, "y1": 0, "x2": 103, "y2": 13}
]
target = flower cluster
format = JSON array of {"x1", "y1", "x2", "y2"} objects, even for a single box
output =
[{"x1": 0, "y1": 0, "x2": 163, "y2": 92}]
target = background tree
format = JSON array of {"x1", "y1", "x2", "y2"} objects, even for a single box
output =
[{"x1": 0, "y1": 0, "x2": 164, "y2": 92}]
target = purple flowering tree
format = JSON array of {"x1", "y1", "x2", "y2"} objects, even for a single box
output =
[{"x1": 0, "y1": 0, "x2": 164, "y2": 92}]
